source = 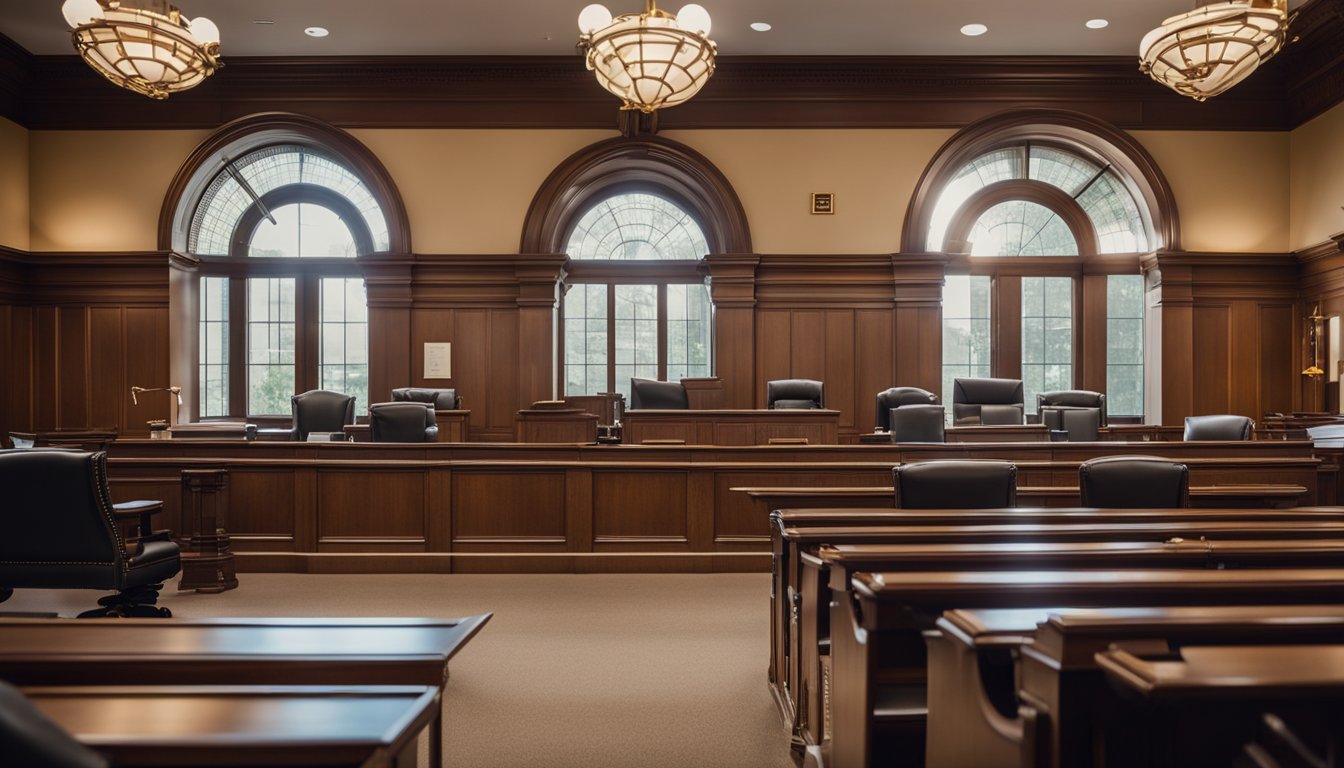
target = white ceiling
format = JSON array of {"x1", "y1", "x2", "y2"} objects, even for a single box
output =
[{"x1": 0, "y1": 0, "x2": 1309, "y2": 57}]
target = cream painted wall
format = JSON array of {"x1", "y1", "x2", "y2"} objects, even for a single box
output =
[
  {"x1": 1134, "y1": 130, "x2": 1290, "y2": 253},
  {"x1": 17, "y1": 124, "x2": 1302, "y2": 256},
  {"x1": 665, "y1": 129, "x2": 955, "y2": 254},
  {"x1": 0, "y1": 117, "x2": 29, "y2": 251},
  {"x1": 28, "y1": 129, "x2": 208, "y2": 252},
  {"x1": 350, "y1": 128, "x2": 614, "y2": 253},
  {"x1": 1290, "y1": 101, "x2": 1344, "y2": 251}
]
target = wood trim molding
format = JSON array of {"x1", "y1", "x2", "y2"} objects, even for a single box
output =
[
  {"x1": 156, "y1": 112, "x2": 412, "y2": 255},
  {"x1": 519, "y1": 134, "x2": 752, "y2": 254},
  {"x1": 0, "y1": 31, "x2": 28, "y2": 124},
  {"x1": 0, "y1": 250, "x2": 173, "y2": 305},
  {"x1": 1281, "y1": 0, "x2": 1344, "y2": 126},
  {"x1": 1, "y1": 46, "x2": 1324, "y2": 132},
  {"x1": 902, "y1": 109, "x2": 1181, "y2": 254}
]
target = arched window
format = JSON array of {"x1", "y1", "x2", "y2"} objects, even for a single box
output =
[
  {"x1": 166, "y1": 115, "x2": 408, "y2": 422},
  {"x1": 522, "y1": 136, "x2": 751, "y2": 403},
  {"x1": 562, "y1": 192, "x2": 712, "y2": 399},
  {"x1": 909, "y1": 112, "x2": 1177, "y2": 420}
]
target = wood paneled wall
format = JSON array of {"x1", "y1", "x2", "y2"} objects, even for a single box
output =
[
  {"x1": 1143, "y1": 252, "x2": 1300, "y2": 426},
  {"x1": 0, "y1": 244, "x2": 1336, "y2": 442}
]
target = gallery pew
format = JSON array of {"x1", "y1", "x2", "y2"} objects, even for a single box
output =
[
  {"x1": 769, "y1": 510, "x2": 1344, "y2": 738},
  {"x1": 827, "y1": 568, "x2": 1344, "y2": 768},
  {"x1": 927, "y1": 606, "x2": 1344, "y2": 768},
  {"x1": 0, "y1": 615, "x2": 491, "y2": 768},
  {"x1": 23, "y1": 685, "x2": 438, "y2": 767},
  {"x1": 1095, "y1": 644, "x2": 1344, "y2": 768}
]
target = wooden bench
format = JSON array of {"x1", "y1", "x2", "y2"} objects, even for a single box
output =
[
  {"x1": 928, "y1": 605, "x2": 1344, "y2": 768},
  {"x1": 23, "y1": 684, "x2": 438, "y2": 767},
  {"x1": 1096, "y1": 644, "x2": 1344, "y2": 767},
  {"x1": 0, "y1": 615, "x2": 491, "y2": 768},
  {"x1": 825, "y1": 568, "x2": 1344, "y2": 768},
  {"x1": 769, "y1": 511, "x2": 1344, "y2": 742}
]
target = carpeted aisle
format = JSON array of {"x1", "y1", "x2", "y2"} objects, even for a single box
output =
[{"x1": 2, "y1": 572, "x2": 796, "y2": 768}]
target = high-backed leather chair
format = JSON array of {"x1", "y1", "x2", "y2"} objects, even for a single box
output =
[
  {"x1": 0, "y1": 450, "x2": 179, "y2": 617},
  {"x1": 369, "y1": 402, "x2": 438, "y2": 442},
  {"x1": 1184, "y1": 414, "x2": 1254, "y2": 441},
  {"x1": 0, "y1": 681, "x2": 107, "y2": 767},
  {"x1": 874, "y1": 387, "x2": 939, "y2": 432},
  {"x1": 1038, "y1": 390, "x2": 1107, "y2": 426},
  {"x1": 1079, "y1": 456, "x2": 1189, "y2": 508},
  {"x1": 888, "y1": 404, "x2": 946, "y2": 443},
  {"x1": 629, "y1": 378, "x2": 689, "y2": 410},
  {"x1": 391, "y1": 387, "x2": 462, "y2": 410},
  {"x1": 767, "y1": 379, "x2": 825, "y2": 410},
  {"x1": 290, "y1": 389, "x2": 356, "y2": 440},
  {"x1": 893, "y1": 460, "x2": 1017, "y2": 509},
  {"x1": 952, "y1": 378, "x2": 1024, "y2": 425}
]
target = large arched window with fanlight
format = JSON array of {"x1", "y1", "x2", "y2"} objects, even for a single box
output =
[
  {"x1": 166, "y1": 116, "x2": 408, "y2": 424},
  {"x1": 909, "y1": 114, "x2": 1176, "y2": 421},
  {"x1": 562, "y1": 191, "x2": 712, "y2": 400}
]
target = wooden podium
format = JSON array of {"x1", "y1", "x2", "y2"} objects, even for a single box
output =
[{"x1": 178, "y1": 468, "x2": 238, "y2": 593}]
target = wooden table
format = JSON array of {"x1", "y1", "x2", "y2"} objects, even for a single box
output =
[
  {"x1": 25, "y1": 685, "x2": 438, "y2": 767},
  {"x1": 0, "y1": 615, "x2": 491, "y2": 768}
]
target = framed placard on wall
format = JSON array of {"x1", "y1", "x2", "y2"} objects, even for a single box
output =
[{"x1": 424, "y1": 342, "x2": 452, "y2": 379}]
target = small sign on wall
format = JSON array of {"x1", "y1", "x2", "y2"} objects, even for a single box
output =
[
  {"x1": 424, "y1": 342, "x2": 452, "y2": 379},
  {"x1": 811, "y1": 193, "x2": 834, "y2": 215}
]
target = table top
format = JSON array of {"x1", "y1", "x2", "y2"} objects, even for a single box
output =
[
  {"x1": 0, "y1": 615, "x2": 491, "y2": 686},
  {"x1": 1098, "y1": 645, "x2": 1344, "y2": 700},
  {"x1": 25, "y1": 685, "x2": 438, "y2": 766}
]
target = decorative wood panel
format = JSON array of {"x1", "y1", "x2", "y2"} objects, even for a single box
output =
[
  {"x1": 227, "y1": 470, "x2": 297, "y2": 545},
  {"x1": 451, "y1": 470, "x2": 566, "y2": 542},
  {"x1": 592, "y1": 471, "x2": 688, "y2": 543},
  {"x1": 317, "y1": 470, "x2": 426, "y2": 549},
  {"x1": 1192, "y1": 305, "x2": 1231, "y2": 416}
]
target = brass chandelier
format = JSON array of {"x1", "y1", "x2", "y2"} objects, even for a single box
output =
[
  {"x1": 577, "y1": 1, "x2": 717, "y2": 113},
  {"x1": 1139, "y1": 0, "x2": 1290, "y2": 101},
  {"x1": 61, "y1": 0, "x2": 221, "y2": 100}
]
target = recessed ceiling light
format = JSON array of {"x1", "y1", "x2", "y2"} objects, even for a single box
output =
[
  {"x1": 750, "y1": 22, "x2": 772, "y2": 32},
  {"x1": 960, "y1": 23, "x2": 988, "y2": 37},
  {"x1": 304, "y1": 26, "x2": 329, "y2": 38},
  {"x1": 1085, "y1": 18, "x2": 1109, "y2": 29}
]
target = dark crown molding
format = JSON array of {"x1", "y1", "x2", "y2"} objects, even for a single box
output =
[{"x1": 1, "y1": 0, "x2": 1340, "y2": 132}]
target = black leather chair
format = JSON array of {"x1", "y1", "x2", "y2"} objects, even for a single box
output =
[
  {"x1": 0, "y1": 681, "x2": 107, "y2": 768},
  {"x1": 874, "y1": 387, "x2": 939, "y2": 432},
  {"x1": 290, "y1": 389, "x2": 356, "y2": 440},
  {"x1": 1079, "y1": 456, "x2": 1189, "y2": 508},
  {"x1": 889, "y1": 404, "x2": 946, "y2": 443},
  {"x1": 391, "y1": 387, "x2": 462, "y2": 410},
  {"x1": 893, "y1": 460, "x2": 1017, "y2": 509},
  {"x1": 767, "y1": 379, "x2": 825, "y2": 410},
  {"x1": 1042, "y1": 407, "x2": 1102, "y2": 442},
  {"x1": 369, "y1": 402, "x2": 438, "y2": 442},
  {"x1": 629, "y1": 378, "x2": 689, "y2": 410},
  {"x1": 952, "y1": 378, "x2": 1025, "y2": 425},
  {"x1": 0, "y1": 450, "x2": 179, "y2": 617},
  {"x1": 1184, "y1": 414, "x2": 1254, "y2": 441},
  {"x1": 1038, "y1": 390, "x2": 1107, "y2": 425}
]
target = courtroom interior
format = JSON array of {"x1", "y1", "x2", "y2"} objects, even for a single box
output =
[{"x1": 3, "y1": 0, "x2": 1344, "y2": 766}]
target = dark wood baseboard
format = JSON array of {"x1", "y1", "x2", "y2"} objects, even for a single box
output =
[{"x1": 234, "y1": 551, "x2": 772, "y2": 575}]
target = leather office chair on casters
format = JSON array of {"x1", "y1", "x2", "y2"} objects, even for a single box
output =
[
  {"x1": 951, "y1": 378, "x2": 1024, "y2": 425},
  {"x1": 1184, "y1": 414, "x2": 1254, "y2": 441},
  {"x1": 893, "y1": 460, "x2": 1017, "y2": 509},
  {"x1": 1079, "y1": 456, "x2": 1189, "y2": 508},
  {"x1": 767, "y1": 379, "x2": 825, "y2": 409},
  {"x1": 291, "y1": 389, "x2": 356, "y2": 440},
  {"x1": 875, "y1": 387, "x2": 945, "y2": 442},
  {"x1": 369, "y1": 402, "x2": 438, "y2": 442},
  {"x1": 629, "y1": 378, "x2": 689, "y2": 409},
  {"x1": 391, "y1": 387, "x2": 461, "y2": 410},
  {"x1": 874, "y1": 387, "x2": 938, "y2": 431},
  {"x1": 0, "y1": 450, "x2": 180, "y2": 617}
]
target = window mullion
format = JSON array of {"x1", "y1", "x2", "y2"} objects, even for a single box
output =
[
  {"x1": 657, "y1": 284, "x2": 668, "y2": 382},
  {"x1": 228, "y1": 275, "x2": 246, "y2": 418},
  {"x1": 606, "y1": 285, "x2": 616, "y2": 395}
]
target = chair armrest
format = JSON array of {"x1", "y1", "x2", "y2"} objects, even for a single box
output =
[{"x1": 113, "y1": 499, "x2": 172, "y2": 549}]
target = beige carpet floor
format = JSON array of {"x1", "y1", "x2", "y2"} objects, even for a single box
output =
[{"x1": 3, "y1": 572, "x2": 796, "y2": 768}]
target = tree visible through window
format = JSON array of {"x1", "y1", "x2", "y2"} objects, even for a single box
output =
[
  {"x1": 562, "y1": 193, "x2": 712, "y2": 401},
  {"x1": 190, "y1": 145, "x2": 383, "y2": 417}
]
